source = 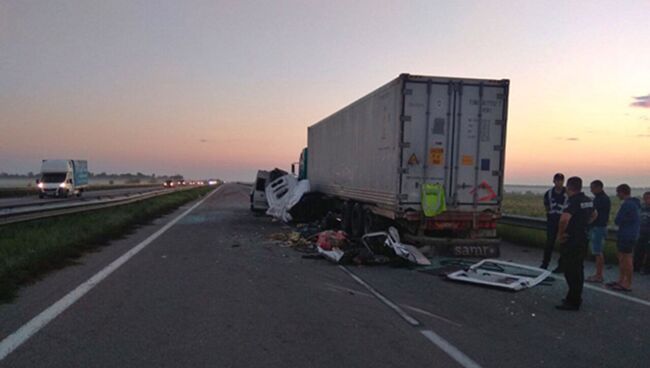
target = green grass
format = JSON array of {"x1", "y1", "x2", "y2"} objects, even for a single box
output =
[
  {"x1": 500, "y1": 192, "x2": 625, "y2": 264},
  {"x1": 497, "y1": 223, "x2": 619, "y2": 264},
  {"x1": 0, "y1": 184, "x2": 162, "y2": 199},
  {"x1": 0, "y1": 186, "x2": 214, "y2": 302},
  {"x1": 502, "y1": 192, "x2": 623, "y2": 223}
]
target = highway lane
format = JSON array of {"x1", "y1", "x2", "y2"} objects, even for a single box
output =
[
  {"x1": 1, "y1": 183, "x2": 649, "y2": 367},
  {"x1": 0, "y1": 186, "x2": 166, "y2": 209}
]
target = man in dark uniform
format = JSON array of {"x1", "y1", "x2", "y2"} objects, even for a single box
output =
[
  {"x1": 556, "y1": 177, "x2": 596, "y2": 311},
  {"x1": 541, "y1": 173, "x2": 568, "y2": 272}
]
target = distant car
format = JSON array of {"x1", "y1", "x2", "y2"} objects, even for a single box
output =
[
  {"x1": 250, "y1": 170, "x2": 269, "y2": 212},
  {"x1": 208, "y1": 179, "x2": 218, "y2": 186},
  {"x1": 176, "y1": 180, "x2": 186, "y2": 186},
  {"x1": 163, "y1": 180, "x2": 175, "y2": 188}
]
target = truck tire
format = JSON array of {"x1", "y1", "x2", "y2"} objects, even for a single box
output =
[
  {"x1": 363, "y1": 208, "x2": 377, "y2": 235},
  {"x1": 341, "y1": 201, "x2": 353, "y2": 235},
  {"x1": 351, "y1": 203, "x2": 365, "y2": 238}
]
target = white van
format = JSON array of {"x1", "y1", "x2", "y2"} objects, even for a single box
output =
[
  {"x1": 37, "y1": 159, "x2": 89, "y2": 198},
  {"x1": 250, "y1": 170, "x2": 269, "y2": 212}
]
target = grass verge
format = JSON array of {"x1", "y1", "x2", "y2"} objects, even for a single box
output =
[
  {"x1": 0, "y1": 186, "x2": 214, "y2": 302},
  {"x1": 498, "y1": 223, "x2": 619, "y2": 264}
]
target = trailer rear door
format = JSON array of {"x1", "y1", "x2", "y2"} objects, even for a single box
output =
[
  {"x1": 450, "y1": 83, "x2": 507, "y2": 209},
  {"x1": 399, "y1": 78, "x2": 508, "y2": 211}
]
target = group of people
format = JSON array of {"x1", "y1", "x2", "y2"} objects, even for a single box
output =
[{"x1": 541, "y1": 173, "x2": 650, "y2": 311}]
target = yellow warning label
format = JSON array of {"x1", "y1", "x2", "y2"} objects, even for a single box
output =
[
  {"x1": 462, "y1": 155, "x2": 474, "y2": 166},
  {"x1": 429, "y1": 148, "x2": 444, "y2": 165},
  {"x1": 408, "y1": 154, "x2": 419, "y2": 165}
]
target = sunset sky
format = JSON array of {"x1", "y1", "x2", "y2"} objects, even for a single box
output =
[{"x1": 1, "y1": 1, "x2": 648, "y2": 185}]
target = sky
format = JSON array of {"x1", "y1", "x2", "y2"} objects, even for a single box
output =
[{"x1": 1, "y1": 0, "x2": 649, "y2": 185}]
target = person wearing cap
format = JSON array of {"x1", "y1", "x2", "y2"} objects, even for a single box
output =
[
  {"x1": 541, "y1": 173, "x2": 568, "y2": 272},
  {"x1": 555, "y1": 177, "x2": 596, "y2": 311}
]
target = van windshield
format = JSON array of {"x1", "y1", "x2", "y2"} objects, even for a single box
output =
[{"x1": 41, "y1": 173, "x2": 67, "y2": 183}]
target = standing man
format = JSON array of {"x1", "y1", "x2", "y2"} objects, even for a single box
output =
[
  {"x1": 556, "y1": 177, "x2": 596, "y2": 311},
  {"x1": 609, "y1": 184, "x2": 641, "y2": 291},
  {"x1": 586, "y1": 180, "x2": 611, "y2": 283},
  {"x1": 636, "y1": 192, "x2": 650, "y2": 274},
  {"x1": 541, "y1": 173, "x2": 568, "y2": 272}
]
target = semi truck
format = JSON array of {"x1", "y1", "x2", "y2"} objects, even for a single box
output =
[
  {"x1": 303, "y1": 74, "x2": 509, "y2": 256},
  {"x1": 37, "y1": 160, "x2": 89, "y2": 198}
]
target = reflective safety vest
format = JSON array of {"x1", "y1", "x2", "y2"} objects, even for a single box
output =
[{"x1": 422, "y1": 183, "x2": 447, "y2": 217}]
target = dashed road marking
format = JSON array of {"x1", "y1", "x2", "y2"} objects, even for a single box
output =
[{"x1": 339, "y1": 265, "x2": 482, "y2": 368}]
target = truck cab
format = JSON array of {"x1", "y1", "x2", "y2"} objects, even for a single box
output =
[{"x1": 37, "y1": 160, "x2": 88, "y2": 198}]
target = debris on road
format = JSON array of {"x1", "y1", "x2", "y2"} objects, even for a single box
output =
[
  {"x1": 445, "y1": 260, "x2": 551, "y2": 291},
  {"x1": 268, "y1": 231, "x2": 312, "y2": 248},
  {"x1": 361, "y1": 227, "x2": 431, "y2": 266},
  {"x1": 315, "y1": 230, "x2": 349, "y2": 263}
]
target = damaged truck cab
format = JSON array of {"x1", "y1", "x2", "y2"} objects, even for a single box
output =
[{"x1": 304, "y1": 74, "x2": 509, "y2": 257}]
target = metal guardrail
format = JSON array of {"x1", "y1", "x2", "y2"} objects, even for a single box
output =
[
  {"x1": 0, "y1": 188, "x2": 182, "y2": 226},
  {"x1": 0, "y1": 188, "x2": 161, "y2": 211},
  {"x1": 500, "y1": 214, "x2": 619, "y2": 240}
]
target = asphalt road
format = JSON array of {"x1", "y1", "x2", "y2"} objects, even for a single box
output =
[
  {"x1": 1, "y1": 183, "x2": 649, "y2": 367},
  {"x1": 0, "y1": 186, "x2": 166, "y2": 209}
]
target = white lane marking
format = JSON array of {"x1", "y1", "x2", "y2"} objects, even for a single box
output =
[
  {"x1": 584, "y1": 284, "x2": 650, "y2": 307},
  {"x1": 0, "y1": 187, "x2": 222, "y2": 361},
  {"x1": 324, "y1": 283, "x2": 462, "y2": 328},
  {"x1": 338, "y1": 265, "x2": 420, "y2": 326},
  {"x1": 420, "y1": 330, "x2": 482, "y2": 368},
  {"x1": 402, "y1": 305, "x2": 463, "y2": 328},
  {"x1": 339, "y1": 266, "x2": 482, "y2": 368}
]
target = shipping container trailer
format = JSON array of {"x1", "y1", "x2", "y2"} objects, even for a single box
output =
[{"x1": 306, "y1": 74, "x2": 509, "y2": 255}]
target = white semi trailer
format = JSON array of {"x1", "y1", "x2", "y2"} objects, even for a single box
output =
[{"x1": 304, "y1": 74, "x2": 509, "y2": 256}]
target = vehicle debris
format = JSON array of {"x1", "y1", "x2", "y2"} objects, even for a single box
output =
[
  {"x1": 361, "y1": 227, "x2": 431, "y2": 266},
  {"x1": 265, "y1": 175, "x2": 311, "y2": 222},
  {"x1": 445, "y1": 260, "x2": 551, "y2": 291}
]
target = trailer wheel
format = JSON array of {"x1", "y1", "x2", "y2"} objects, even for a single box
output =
[
  {"x1": 363, "y1": 208, "x2": 377, "y2": 235},
  {"x1": 351, "y1": 203, "x2": 365, "y2": 238},
  {"x1": 341, "y1": 201, "x2": 353, "y2": 234}
]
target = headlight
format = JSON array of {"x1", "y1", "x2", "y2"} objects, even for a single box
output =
[
  {"x1": 59, "y1": 182, "x2": 66, "y2": 188},
  {"x1": 37, "y1": 183, "x2": 44, "y2": 189}
]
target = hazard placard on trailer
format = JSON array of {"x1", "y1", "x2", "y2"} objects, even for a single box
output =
[{"x1": 408, "y1": 154, "x2": 419, "y2": 165}]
